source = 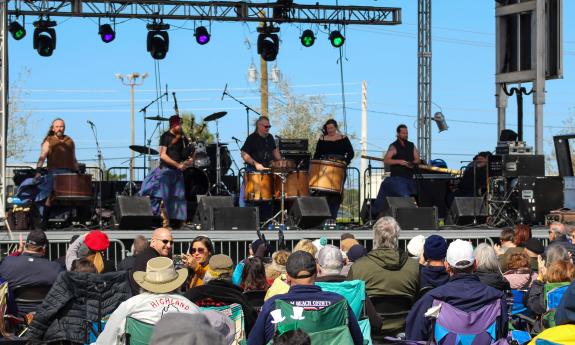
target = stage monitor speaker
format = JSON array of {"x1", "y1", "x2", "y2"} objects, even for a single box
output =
[
  {"x1": 193, "y1": 196, "x2": 234, "y2": 230},
  {"x1": 395, "y1": 207, "x2": 438, "y2": 230},
  {"x1": 213, "y1": 207, "x2": 259, "y2": 230},
  {"x1": 449, "y1": 197, "x2": 488, "y2": 225},
  {"x1": 360, "y1": 198, "x2": 377, "y2": 224},
  {"x1": 288, "y1": 197, "x2": 331, "y2": 229},
  {"x1": 114, "y1": 195, "x2": 158, "y2": 229},
  {"x1": 381, "y1": 197, "x2": 417, "y2": 217}
]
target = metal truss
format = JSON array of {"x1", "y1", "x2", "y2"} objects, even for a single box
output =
[
  {"x1": 8, "y1": 1, "x2": 402, "y2": 25},
  {"x1": 417, "y1": 0, "x2": 432, "y2": 163}
]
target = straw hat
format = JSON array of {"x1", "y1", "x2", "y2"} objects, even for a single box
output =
[{"x1": 133, "y1": 257, "x2": 188, "y2": 293}]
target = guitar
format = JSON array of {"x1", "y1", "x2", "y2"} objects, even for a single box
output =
[{"x1": 360, "y1": 155, "x2": 463, "y2": 176}]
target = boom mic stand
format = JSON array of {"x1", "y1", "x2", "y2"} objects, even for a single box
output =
[
  {"x1": 221, "y1": 87, "x2": 260, "y2": 138},
  {"x1": 139, "y1": 92, "x2": 167, "y2": 172},
  {"x1": 88, "y1": 122, "x2": 104, "y2": 228}
]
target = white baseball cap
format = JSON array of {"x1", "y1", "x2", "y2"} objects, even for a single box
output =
[
  {"x1": 407, "y1": 235, "x2": 426, "y2": 257},
  {"x1": 446, "y1": 239, "x2": 475, "y2": 269}
]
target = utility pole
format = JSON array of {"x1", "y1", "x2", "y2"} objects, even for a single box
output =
[
  {"x1": 360, "y1": 81, "x2": 368, "y2": 204},
  {"x1": 115, "y1": 72, "x2": 148, "y2": 183},
  {"x1": 259, "y1": 11, "x2": 269, "y2": 118}
]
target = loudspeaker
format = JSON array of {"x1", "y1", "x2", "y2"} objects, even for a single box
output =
[
  {"x1": 213, "y1": 207, "x2": 259, "y2": 230},
  {"x1": 114, "y1": 195, "x2": 158, "y2": 229},
  {"x1": 381, "y1": 197, "x2": 417, "y2": 217},
  {"x1": 395, "y1": 207, "x2": 438, "y2": 230},
  {"x1": 192, "y1": 196, "x2": 234, "y2": 230},
  {"x1": 360, "y1": 198, "x2": 377, "y2": 223},
  {"x1": 513, "y1": 176, "x2": 564, "y2": 225},
  {"x1": 449, "y1": 197, "x2": 488, "y2": 225},
  {"x1": 288, "y1": 197, "x2": 331, "y2": 229}
]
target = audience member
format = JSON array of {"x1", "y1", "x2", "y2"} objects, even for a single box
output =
[
  {"x1": 340, "y1": 237, "x2": 359, "y2": 254},
  {"x1": 272, "y1": 329, "x2": 311, "y2": 345},
  {"x1": 265, "y1": 250, "x2": 289, "y2": 285},
  {"x1": 548, "y1": 222, "x2": 575, "y2": 257},
  {"x1": 232, "y1": 238, "x2": 270, "y2": 286},
  {"x1": 419, "y1": 235, "x2": 449, "y2": 290},
  {"x1": 117, "y1": 235, "x2": 148, "y2": 272},
  {"x1": 340, "y1": 233, "x2": 355, "y2": 241},
  {"x1": 474, "y1": 243, "x2": 510, "y2": 291},
  {"x1": 248, "y1": 251, "x2": 363, "y2": 345},
  {"x1": 524, "y1": 238, "x2": 544, "y2": 272},
  {"x1": 293, "y1": 239, "x2": 318, "y2": 257},
  {"x1": 347, "y1": 217, "x2": 418, "y2": 334},
  {"x1": 407, "y1": 235, "x2": 426, "y2": 259},
  {"x1": 72, "y1": 258, "x2": 97, "y2": 273},
  {"x1": 0, "y1": 230, "x2": 63, "y2": 315},
  {"x1": 66, "y1": 230, "x2": 115, "y2": 273},
  {"x1": 185, "y1": 254, "x2": 258, "y2": 335},
  {"x1": 555, "y1": 280, "x2": 575, "y2": 326},
  {"x1": 406, "y1": 240, "x2": 508, "y2": 341},
  {"x1": 53, "y1": 234, "x2": 79, "y2": 269},
  {"x1": 187, "y1": 235, "x2": 215, "y2": 288},
  {"x1": 316, "y1": 245, "x2": 346, "y2": 282},
  {"x1": 495, "y1": 228, "x2": 516, "y2": 256},
  {"x1": 514, "y1": 224, "x2": 532, "y2": 247},
  {"x1": 96, "y1": 257, "x2": 200, "y2": 345},
  {"x1": 546, "y1": 260, "x2": 575, "y2": 283},
  {"x1": 129, "y1": 228, "x2": 173, "y2": 294},
  {"x1": 149, "y1": 311, "x2": 233, "y2": 345},
  {"x1": 503, "y1": 252, "x2": 537, "y2": 290},
  {"x1": 341, "y1": 244, "x2": 367, "y2": 277},
  {"x1": 241, "y1": 256, "x2": 270, "y2": 291},
  {"x1": 569, "y1": 227, "x2": 575, "y2": 244}
]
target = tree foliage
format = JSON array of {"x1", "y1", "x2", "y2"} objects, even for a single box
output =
[
  {"x1": 7, "y1": 68, "x2": 32, "y2": 161},
  {"x1": 156, "y1": 112, "x2": 215, "y2": 143}
]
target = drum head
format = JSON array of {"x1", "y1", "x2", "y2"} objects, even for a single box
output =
[{"x1": 184, "y1": 168, "x2": 210, "y2": 201}]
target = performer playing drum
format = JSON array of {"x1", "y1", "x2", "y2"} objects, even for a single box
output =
[
  {"x1": 240, "y1": 116, "x2": 281, "y2": 220},
  {"x1": 373, "y1": 124, "x2": 421, "y2": 215},
  {"x1": 311, "y1": 119, "x2": 354, "y2": 218},
  {"x1": 140, "y1": 115, "x2": 193, "y2": 228}
]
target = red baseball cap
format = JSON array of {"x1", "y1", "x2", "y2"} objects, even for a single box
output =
[{"x1": 84, "y1": 230, "x2": 110, "y2": 251}]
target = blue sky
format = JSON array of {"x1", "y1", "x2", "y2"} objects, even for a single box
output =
[{"x1": 8, "y1": 0, "x2": 575, "y2": 173}]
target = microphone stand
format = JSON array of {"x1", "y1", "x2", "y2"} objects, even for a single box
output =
[
  {"x1": 139, "y1": 92, "x2": 167, "y2": 172},
  {"x1": 222, "y1": 88, "x2": 260, "y2": 138},
  {"x1": 88, "y1": 122, "x2": 104, "y2": 228}
]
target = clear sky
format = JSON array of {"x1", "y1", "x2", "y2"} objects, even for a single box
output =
[{"x1": 8, "y1": 0, "x2": 575, "y2": 173}]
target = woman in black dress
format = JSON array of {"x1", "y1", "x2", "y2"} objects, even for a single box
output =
[{"x1": 313, "y1": 119, "x2": 354, "y2": 218}]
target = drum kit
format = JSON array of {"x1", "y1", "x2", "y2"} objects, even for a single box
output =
[{"x1": 245, "y1": 158, "x2": 347, "y2": 226}]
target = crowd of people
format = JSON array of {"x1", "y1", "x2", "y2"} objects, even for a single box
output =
[{"x1": 0, "y1": 220, "x2": 573, "y2": 344}]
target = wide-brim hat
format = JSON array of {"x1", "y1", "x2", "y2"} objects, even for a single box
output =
[{"x1": 133, "y1": 257, "x2": 188, "y2": 293}]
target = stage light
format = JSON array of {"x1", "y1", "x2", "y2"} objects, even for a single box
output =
[
  {"x1": 433, "y1": 112, "x2": 449, "y2": 132},
  {"x1": 300, "y1": 29, "x2": 315, "y2": 47},
  {"x1": 257, "y1": 26, "x2": 280, "y2": 62},
  {"x1": 9, "y1": 21, "x2": 26, "y2": 40},
  {"x1": 99, "y1": 24, "x2": 115, "y2": 43},
  {"x1": 33, "y1": 20, "x2": 57, "y2": 57},
  {"x1": 329, "y1": 30, "x2": 345, "y2": 48},
  {"x1": 146, "y1": 22, "x2": 170, "y2": 60},
  {"x1": 194, "y1": 26, "x2": 210, "y2": 45}
]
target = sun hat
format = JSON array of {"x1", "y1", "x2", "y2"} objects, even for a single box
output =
[{"x1": 133, "y1": 257, "x2": 188, "y2": 293}]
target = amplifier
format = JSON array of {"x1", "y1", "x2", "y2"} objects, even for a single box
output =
[
  {"x1": 279, "y1": 138, "x2": 308, "y2": 152},
  {"x1": 489, "y1": 154, "x2": 545, "y2": 177},
  {"x1": 281, "y1": 152, "x2": 311, "y2": 170},
  {"x1": 512, "y1": 176, "x2": 564, "y2": 225},
  {"x1": 496, "y1": 141, "x2": 533, "y2": 155}
]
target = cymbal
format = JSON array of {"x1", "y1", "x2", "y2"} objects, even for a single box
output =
[
  {"x1": 129, "y1": 145, "x2": 159, "y2": 155},
  {"x1": 145, "y1": 115, "x2": 169, "y2": 121},
  {"x1": 203, "y1": 111, "x2": 227, "y2": 122}
]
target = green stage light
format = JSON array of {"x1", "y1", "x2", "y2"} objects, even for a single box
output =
[
  {"x1": 329, "y1": 30, "x2": 345, "y2": 48},
  {"x1": 9, "y1": 21, "x2": 26, "y2": 40},
  {"x1": 300, "y1": 29, "x2": 315, "y2": 47}
]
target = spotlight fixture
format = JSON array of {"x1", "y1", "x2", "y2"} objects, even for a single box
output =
[
  {"x1": 33, "y1": 19, "x2": 57, "y2": 57},
  {"x1": 146, "y1": 22, "x2": 170, "y2": 60},
  {"x1": 300, "y1": 29, "x2": 315, "y2": 47},
  {"x1": 99, "y1": 23, "x2": 115, "y2": 43},
  {"x1": 329, "y1": 30, "x2": 345, "y2": 48},
  {"x1": 9, "y1": 21, "x2": 26, "y2": 40},
  {"x1": 257, "y1": 25, "x2": 280, "y2": 62},
  {"x1": 433, "y1": 112, "x2": 449, "y2": 132},
  {"x1": 194, "y1": 26, "x2": 210, "y2": 45}
]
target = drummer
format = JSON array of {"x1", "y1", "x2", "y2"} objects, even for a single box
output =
[
  {"x1": 140, "y1": 115, "x2": 193, "y2": 228},
  {"x1": 33, "y1": 118, "x2": 80, "y2": 227},
  {"x1": 240, "y1": 116, "x2": 281, "y2": 218},
  {"x1": 312, "y1": 119, "x2": 355, "y2": 218}
]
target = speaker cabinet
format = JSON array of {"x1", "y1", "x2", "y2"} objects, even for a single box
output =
[
  {"x1": 395, "y1": 207, "x2": 438, "y2": 230},
  {"x1": 360, "y1": 198, "x2": 377, "y2": 223},
  {"x1": 288, "y1": 197, "x2": 331, "y2": 229},
  {"x1": 213, "y1": 207, "x2": 259, "y2": 230},
  {"x1": 449, "y1": 197, "x2": 488, "y2": 225},
  {"x1": 381, "y1": 197, "x2": 417, "y2": 217},
  {"x1": 192, "y1": 196, "x2": 234, "y2": 230},
  {"x1": 114, "y1": 195, "x2": 158, "y2": 229}
]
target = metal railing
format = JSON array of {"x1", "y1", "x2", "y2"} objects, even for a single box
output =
[
  {"x1": 106, "y1": 167, "x2": 149, "y2": 182},
  {"x1": 339, "y1": 167, "x2": 361, "y2": 223}
]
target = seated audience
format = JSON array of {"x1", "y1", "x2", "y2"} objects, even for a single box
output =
[
  {"x1": 523, "y1": 238, "x2": 544, "y2": 272},
  {"x1": 241, "y1": 256, "x2": 270, "y2": 292},
  {"x1": 186, "y1": 235, "x2": 215, "y2": 288},
  {"x1": 130, "y1": 227, "x2": 173, "y2": 293},
  {"x1": 407, "y1": 235, "x2": 426, "y2": 259},
  {"x1": 149, "y1": 310, "x2": 235, "y2": 345},
  {"x1": 272, "y1": 329, "x2": 311, "y2": 345},
  {"x1": 316, "y1": 245, "x2": 346, "y2": 282},
  {"x1": 96, "y1": 257, "x2": 200, "y2": 345},
  {"x1": 265, "y1": 250, "x2": 289, "y2": 285},
  {"x1": 293, "y1": 239, "x2": 318, "y2": 257},
  {"x1": 495, "y1": 228, "x2": 516, "y2": 255},
  {"x1": 232, "y1": 239, "x2": 270, "y2": 286},
  {"x1": 117, "y1": 235, "x2": 148, "y2": 272},
  {"x1": 340, "y1": 244, "x2": 367, "y2": 277},
  {"x1": 548, "y1": 222, "x2": 575, "y2": 258},
  {"x1": 72, "y1": 258, "x2": 98, "y2": 273},
  {"x1": 406, "y1": 240, "x2": 508, "y2": 341},
  {"x1": 53, "y1": 234, "x2": 79, "y2": 269},
  {"x1": 514, "y1": 224, "x2": 532, "y2": 247},
  {"x1": 66, "y1": 230, "x2": 115, "y2": 273},
  {"x1": 419, "y1": 235, "x2": 449, "y2": 290},
  {"x1": 503, "y1": 252, "x2": 537, "y2": 290},
  {"x1": 474, "y1": 243, "x2": 510, "y2": 291},
  {"x1": 248, "y1": 251, "x2": 363, "y2": 345},
  {"x1": 185, "y1": 254, "x2": 258, "y2": 335},
  {"x1": 555, "y1": 280, "x2": 575, "y2": 326}
]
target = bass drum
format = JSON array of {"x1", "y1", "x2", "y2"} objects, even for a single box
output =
[{"x1": 183, "y1": 168, "x2": 210, "y2": 202}]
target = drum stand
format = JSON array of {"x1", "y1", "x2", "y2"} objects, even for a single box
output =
[
  {"x1": 210, "y1": 118, "x2": 231, "y2": 196},
  {"x1": 262, "y1": 172, "x2": 288, "y2": 229}
]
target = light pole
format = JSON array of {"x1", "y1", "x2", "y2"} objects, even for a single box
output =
[{"x1": 115, "y1": 72, "x2": 148, "y2": 183}]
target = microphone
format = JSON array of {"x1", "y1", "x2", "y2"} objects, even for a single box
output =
[
  {"x1": 221, "y1": 83, "x2": 228, "y2": 101},
  {"x1": 231, "y1": 136, "x2": 241, "y2": 143},
  {"x1": 87, "y1": 120, "x2": 95, "y2": 127}
]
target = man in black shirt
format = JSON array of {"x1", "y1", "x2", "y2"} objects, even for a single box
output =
[
  {"x1": 241, "y1": 116, "x2": 281, "y2": 171},
  {"x1": 140, "y1": 115, "x2": 193, "y2": 225},
  {"x1": 373, "y1": 124, "x2": 421, "y2": 215},
  {"x1": 450, "y1": 151, "x2": 490, "y2": 201}
]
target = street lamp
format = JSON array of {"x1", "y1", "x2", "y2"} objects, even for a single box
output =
[{"x1": 115, "y1": 72, "x2": 148, "y2": 183}]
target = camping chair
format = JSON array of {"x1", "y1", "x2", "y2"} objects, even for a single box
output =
[
  {"x1": 541, "y1": 282, "x2": 570, "y2": 329},
  {"x1": 370, "y1": 295, "x2": 413, "y2": 336},
  {"x1": 202, "y1": 303, "x2": 246, "y2": 344},
  {"x1": 242, "y1": 290, "x2": 267, "y2": 313},
  {"x1": 7, "y1": 284, "x2": 51, "y2": 337},
  {"x1": 125, "y1": 316, "x2": 154, "y2": 345}
]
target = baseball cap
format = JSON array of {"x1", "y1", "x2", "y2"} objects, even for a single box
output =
[
  {"x1": 26, "y1": 230, "x2": 48, "y2": 247},
  {"x1": 446, "y1": 239, "x2": 475, "y2": 269},
  {"x1": 208, "y1": 254, "x2": 234, "y2": 277},
  {"x1": 407, "y1": 235, "x2": 426, "y2": 257},
  {"x1": 286, "y1": 251, "x2": 317, "y2": 279}
]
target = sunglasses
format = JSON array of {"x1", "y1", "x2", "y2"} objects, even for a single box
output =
[
  {"x1": 155, "y1": 238, "x2": 174, "y2": 245},
  {"x1": 264, "y1": 125, "x2": 272, "y2": 129},
  {"x1": 190, "y1": 247, "x2": 206, "y2": 254}
]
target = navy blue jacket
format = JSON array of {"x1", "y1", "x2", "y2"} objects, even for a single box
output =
[
  {"x1": 406, "y1": 274, "x2": 508, "y2": 341},
  {"x1": 247, "y1": 284, "x2": 363, "y2": 345},
  {"x1": 555, "y1": 281, "x2": 575, "y2": 325},
  {"x1": 419, "y1": 265, "x2": 449, "y2": 289}
]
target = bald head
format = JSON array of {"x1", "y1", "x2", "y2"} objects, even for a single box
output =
[{"x1": 150, "y1": 228, "x2": 173, "y2": 257}]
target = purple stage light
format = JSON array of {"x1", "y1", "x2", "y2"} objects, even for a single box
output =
[{"x1": 194, "y1": 26, "x2": 210, "y2": 45}]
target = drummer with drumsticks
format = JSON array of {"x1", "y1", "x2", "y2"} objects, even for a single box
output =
[
  {"x1": 312, "y1": 119, "x2": 355, "y2": 218},
  {"x1": 140, "y1": 115, "x2": 194, "y2": 228}
]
